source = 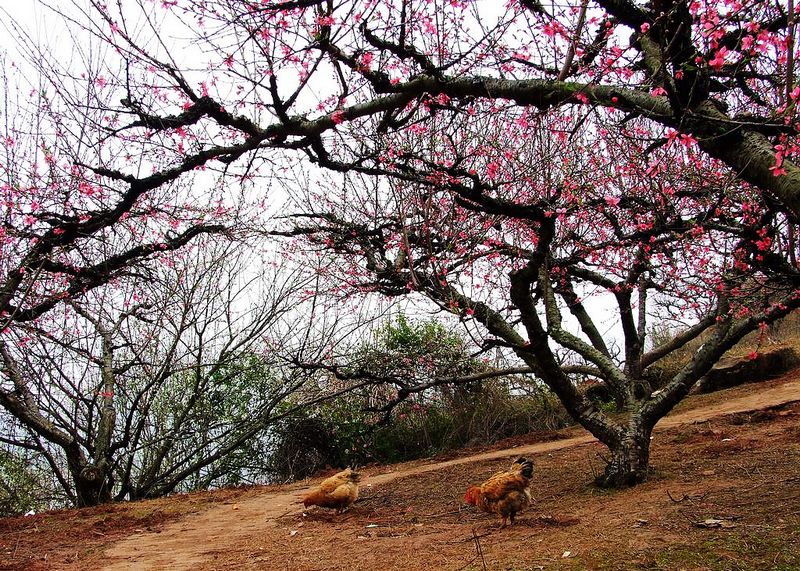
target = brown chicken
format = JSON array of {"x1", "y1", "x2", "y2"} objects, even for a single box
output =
[
  {"x1": 302, "y1": 468, "x2": 361, "y2": 514},
  {"x1": 465, "y1": 457, "x2": 534, "y2": 526}
]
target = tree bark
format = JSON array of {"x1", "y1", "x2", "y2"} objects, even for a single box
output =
[
  {"x1": 70, "y1": 461, "x2": 113, "y2": 507},
  {"x1": 595, "y1": 418, "x2": 653, "y2": 487}
]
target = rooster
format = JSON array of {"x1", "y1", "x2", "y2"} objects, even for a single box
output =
[
  {"x1": 302, "y1": 467, "x2": 361, "y2": 514},
  {"x1": 465, "y1": 457, "x2": 534, "y2": 526}
]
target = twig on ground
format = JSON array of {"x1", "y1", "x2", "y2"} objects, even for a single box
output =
[
  {"x1": 420, "y1": 509, "x2": 463, "y2": 519},
  {"x1": 667, "y1": 490, "x2": 690, "y2": 503},
  {"x1": 472, "y1": 527, "x2": 488, "y2": 571},
  {"x1": 12, "y1": 529, "x2": 22, "y2": 560}
]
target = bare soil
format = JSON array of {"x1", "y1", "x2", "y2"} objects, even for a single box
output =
[{"x1": 3, "y1": 375, "x2": 800, "y2": 571}]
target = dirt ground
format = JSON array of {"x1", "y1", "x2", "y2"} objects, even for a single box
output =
[{"x1": 2, "y1": 376, "x2": 800, "y2": 571}]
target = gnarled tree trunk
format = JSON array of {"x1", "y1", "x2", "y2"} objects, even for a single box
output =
[
  {"x1": 71, "y1": 462, "x2": 113, "y2": 507},
  {"x1": 594, "y1": 419, "x2": 653, "y2": 488}
]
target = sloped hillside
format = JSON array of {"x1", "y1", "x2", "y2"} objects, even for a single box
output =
[{"x1": 2, "y1": 376, "x2": 799, "y2": 571}]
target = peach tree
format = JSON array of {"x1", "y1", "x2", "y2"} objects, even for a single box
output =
[{"x1": 1, "y1": 0, "x2": 799, "y2": 487}]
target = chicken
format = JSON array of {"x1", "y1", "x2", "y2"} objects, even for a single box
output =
[
  {"x1": 464, "y1": 457, "x2": 534, "y2": 526},
  {"x1": 302, "y1": 467, "x2": 361, "y2": 514}
]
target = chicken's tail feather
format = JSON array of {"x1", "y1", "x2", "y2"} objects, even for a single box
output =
[{"x1": 512, "y1": 457, "x2": 534, "y2": 479}]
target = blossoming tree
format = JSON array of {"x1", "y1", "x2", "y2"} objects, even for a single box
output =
[{"x1": 2, "y1": 0, "x2": 800, "y2": 487}]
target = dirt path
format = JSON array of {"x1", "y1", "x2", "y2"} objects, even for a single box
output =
[{"x1": 101, "y1": 378, "x2": 800, "y2": 570}]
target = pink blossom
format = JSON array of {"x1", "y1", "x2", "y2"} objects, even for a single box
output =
[
  {"x1": 708, "y1": 47, "x2": 728, "y2": 70},
  {"x1": 770, "y1": 165, "x2": 786, "y2": 176},
  {"x1": 331, "y1": 110, "x2": 346, "y2": 124},
  {"x1": 360, "y1": 52, "x2": 373, "y2": 71}
]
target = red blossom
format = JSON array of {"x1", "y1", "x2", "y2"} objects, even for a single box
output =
[{"x1": 331, "y1": 110, "x2": 346, "y2": 124}]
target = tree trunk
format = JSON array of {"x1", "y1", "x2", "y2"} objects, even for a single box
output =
[
  {"x1": 72, "y1": 464, "x2": 113, "y2": 507},
  {"x1": 595, "y1": 420, "x2": 652, "y2": 488},
  {"x1": 66, "y1": 449, "x2": 113, "y2": 507}
]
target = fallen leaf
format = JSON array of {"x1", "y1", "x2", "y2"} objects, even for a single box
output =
[
  {"x1": 289, "y1": 530, "x2": 298, "y2": 537},
  {"x1": 562, "y1": 551, "x2": 573, "y2": 558}
]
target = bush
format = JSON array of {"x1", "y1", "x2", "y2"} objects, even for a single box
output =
[
  {"x1": 268, "y1": 379, "x2": 572, "y2": 480},
  {"x1": 267, "y1": 315, "x2": 573, "y2": 481},
  {"x1": 0, "y1": 449, "x2": 52, "y2": 516}
]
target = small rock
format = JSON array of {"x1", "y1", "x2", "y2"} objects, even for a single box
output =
[{"x1": 696, "y1": 518, "x2": 736, "y2": 529}]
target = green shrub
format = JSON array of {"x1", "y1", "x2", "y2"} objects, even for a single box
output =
[
  {"x1": 267, "y1": 315, "x2": 573, "y2": 481},
  {"x1": 0, "y1": 449, "x2": 52, "y2": 516},
  {"x1": 268, "y1": 379, "x2": 572, "y2": 480}
]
